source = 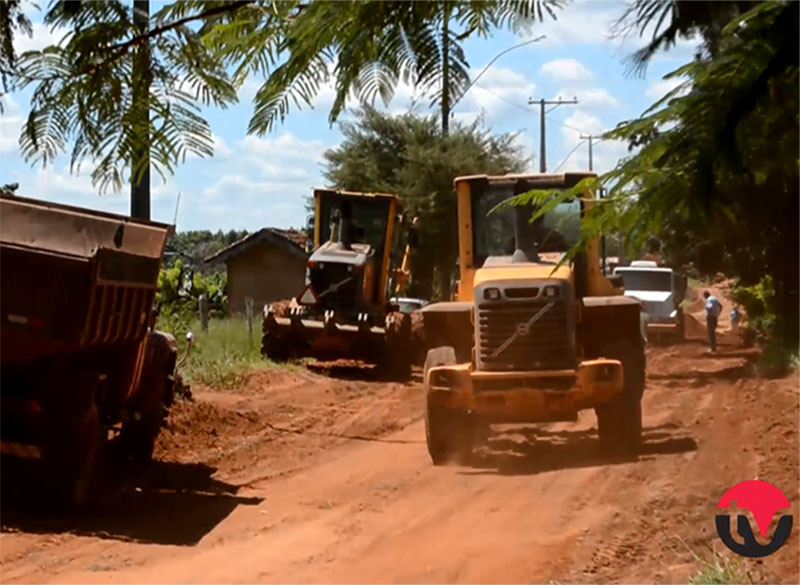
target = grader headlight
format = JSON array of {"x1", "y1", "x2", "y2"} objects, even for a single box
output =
[{"x1": 483, "y1": 287, "x2": 501, "y2": 300}]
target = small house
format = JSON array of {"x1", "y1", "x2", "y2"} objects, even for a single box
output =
[{"x1": 205, "y1": 228, "x2": 307, "y2": 314}]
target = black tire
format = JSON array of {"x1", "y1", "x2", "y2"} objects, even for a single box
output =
[
  {"x1": 261, "y1": 329, "x2": 291, "y2": 362},
  {"x1": 121, "y1": 404, "x2": 165, "y2": 464},
  {"x1": 380, "y1": 312, "x2": 412, "y2": 381},
  {"x1": 674, "y1": 308, "x2": 686, "y2": 342},
  {"x1": 423, "y1": 346, "x2": 474, "y2": 465},
  {"x1": 594, "y1": 338, "x2": 645, "y2": 458},
  {"x1": 119, "y1": 333, "x2": 177, "y2": 463},
  {"x1": 42, "y1": 403, "x2": 105, "y2": 511}
]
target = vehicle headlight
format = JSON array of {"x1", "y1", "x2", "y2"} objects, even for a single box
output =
[
  {"x1": 544, "y1": 285, "x2": 560, "y2": 298},
  {"x1": 483, "y1": 287, "x2": 501, "y2": 300}
]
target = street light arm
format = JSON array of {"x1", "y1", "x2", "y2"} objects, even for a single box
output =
[{"x1": 450, "y1": 35, "x2": 546, "y2": 111}]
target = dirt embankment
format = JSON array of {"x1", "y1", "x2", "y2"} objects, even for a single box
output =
[{"x1": 0, "y1": 296, "x2": 797, "y2": 584}]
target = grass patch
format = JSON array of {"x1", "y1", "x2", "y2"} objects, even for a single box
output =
[
  {"x1": 158, "y1": 316, "x2": 272, "y2": 389},
  {"x1": 688, "y1": 552, "x2": 749, "y2": 585}
]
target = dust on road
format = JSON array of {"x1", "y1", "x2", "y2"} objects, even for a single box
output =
[{"x1": 1, "y1": 340, "x2": 797, "y2": 584}]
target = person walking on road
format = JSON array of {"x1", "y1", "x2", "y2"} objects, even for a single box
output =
[
  {"x1": 730, "y1": 306, "x2": 741, "y2": 335},
  {"x1": 704, "y1": 291, "x2": 723, "y2": 352}
]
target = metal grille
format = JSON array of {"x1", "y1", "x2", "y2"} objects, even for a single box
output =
[
  {"x1": 309, "y1": 264, "x2": 360, "y2": 313},
  {"x1": 477, "y1": 300, "x2": 573, "y2": 371}
]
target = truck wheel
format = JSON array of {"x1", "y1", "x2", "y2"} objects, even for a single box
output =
[
  {"x1": 423, "y1": 346, "x2": 474, "y2": 465},
  {"x1": 119, "y1": 332, "x2": 177, "y2": 463},
  {"x1": 594, "y1": 339, "x2": 645, "y2": 458},
  {"x1": 122, "y1": 404, "x2": 166, "y2": 464},
  {"x1": 43, "y1": 403, "x2": 105, "y2": 510},
  {"x1": 674, "y1": 308, "x2": 686, "y2": 342},
  {"x1": 380, "y1": 312, "x2": 412, "y2": 381}
]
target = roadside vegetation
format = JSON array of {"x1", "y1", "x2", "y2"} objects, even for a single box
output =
[
  {"x1": 688, "y1": 552, "x2": 749, "y2": 585},
  {"x1": 155, "y1": 257, "x2": 267, "y2": 389},
  {"x1": 507, "y1": 1, "x2": 798, "y2": 371},
  {"x1": 164, "y1": 316, "x2": 265, "y2": 390}
]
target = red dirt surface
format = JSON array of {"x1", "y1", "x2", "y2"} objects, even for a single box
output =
[{"x1": 1, "y1": 298, "x2": 797, "y2": 584}]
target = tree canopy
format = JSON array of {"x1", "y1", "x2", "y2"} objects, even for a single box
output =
[
  {"x1": 323, "y1": 106, "x2": 527, "y2": 300},
  {"x1": 2, "y1": 0, "x2": 559, "y2": 192},
  {"x1": 514, "y1": 0, "x2": 799, "y2": 354}
]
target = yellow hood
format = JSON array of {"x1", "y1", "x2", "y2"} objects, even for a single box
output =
[{"x1": 473, "y1": 263, "x2": 573, "y2": 287}]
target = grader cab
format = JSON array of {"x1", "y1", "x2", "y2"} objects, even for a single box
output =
[
  {"x1": 262, "y1": 188, "x2": 417, "y2": 379},
  {"x1": 420, "y1": 173, "x2": 646, "y2": 464}
]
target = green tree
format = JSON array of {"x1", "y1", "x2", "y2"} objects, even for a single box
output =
[
  {"x1": 3, "y1": 0, "x2": 558, "y2": 193},
  {"x1": 516, "y1": 1, "x2": 799, "y2": 356},
  {"x1": 613, "y1": 0, "x2": 758, "y2": 74},
  {"x1": 323, "y1": 106, "x2": 527, "y2": 300}
]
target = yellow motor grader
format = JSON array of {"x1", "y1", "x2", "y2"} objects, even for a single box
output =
[
  {"x1": 420, "y1": 172, "x2": 646, "y2": 464},
  {"x1": 262, "y1": 188, "x2": 417, "y2": 380}
]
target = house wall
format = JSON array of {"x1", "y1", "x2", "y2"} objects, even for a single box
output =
[{"x1": 226, "y1": 242, "x2": 306, "y2": 314}]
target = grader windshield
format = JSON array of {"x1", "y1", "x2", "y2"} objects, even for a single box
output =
[
  {"x1": 473, "y1": 181, "x2": 581, "y2": 266},
  {"x1": 317, "y1": 192, "x2": 392, "y2": 256}
]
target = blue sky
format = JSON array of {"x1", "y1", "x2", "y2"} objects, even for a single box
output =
[{"x1": 0, "y1": 1, "x2": 698, "y2": 232}]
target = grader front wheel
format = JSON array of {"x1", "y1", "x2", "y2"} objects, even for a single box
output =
[
  {"x1": 380, "y1": 311, "x2": 412, "y2": 381},
  {"x1": 423, "y1": 346, "x2": 474, "y2": 465},
  {"x1": 595, "y1": 339, "x2": 645, "y2": 458}
]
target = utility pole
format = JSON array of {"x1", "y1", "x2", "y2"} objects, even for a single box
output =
[
  {"x1": 579, "y1": 132, "x2": 607, "y2": 272},
  {"x1": 579, "y1": 133, "x2": 603, "y2": 171},
  {"x1": 528, "y1": 96, "x2": 578, "y2": 172},
  {"x1": 131, "y1": 0, "x2": 151, "y2": 220}
]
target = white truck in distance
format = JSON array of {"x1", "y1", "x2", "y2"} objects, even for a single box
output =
[{"x1": 613, "y1": 260, "x2": 688, "y2": 342}]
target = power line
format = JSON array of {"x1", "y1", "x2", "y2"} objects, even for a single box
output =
[
  {"x1": 470, "y1": 83, "x2": 590, "y2": 135},
  {"x1": 553, "y1": 139, "x2": 588, "y2": 173}
]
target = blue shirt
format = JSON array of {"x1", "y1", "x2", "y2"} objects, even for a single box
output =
[{"x1": 705, "y1": 296, "x2": 722, "y2": 318}]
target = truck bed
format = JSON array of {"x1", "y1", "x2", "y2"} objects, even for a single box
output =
[{"x1": 0, "y1": 194, "x2": 173, "y2": 365}]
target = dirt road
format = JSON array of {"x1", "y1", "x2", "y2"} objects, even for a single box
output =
[{"x1": 1, "y1": 340, "x2": 797, "y2": 584}]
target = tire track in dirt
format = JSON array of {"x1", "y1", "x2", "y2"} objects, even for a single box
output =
[{"x1": 1, "y1": 341, "x2": 797, "y2": 584}]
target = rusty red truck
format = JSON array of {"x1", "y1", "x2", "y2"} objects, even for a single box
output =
[{"x1": 0, "y1": 192, "x2": 178, "y2": 508}]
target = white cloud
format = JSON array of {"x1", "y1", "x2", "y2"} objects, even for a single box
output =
[
  {"x1": 532, "y1": 1, "x2": 623, "y2": 48},
  {"x1": 452, "y1": 66, "x2": 536, "y2": 126},
  {"x1": 13, "y1": 22, "x2": 69, "y2": 53},
  {"x1": 510, "y1": 133, "x2": 536, "y2": 171},
  {"x1": 212, "y1": 134, "x2": 232, "y2": 158},
  {"x1": 644, "y1": 77, "x2": 690, "y2": 101},
  {"x1": 564, "y1": 87, "x2": 622, "y2": 109},
  {"x1": 528, "y1": 0, "x2": 703, "y2": 65},
  {"x1": 554, "y1": 110, "x2": 631, "y2": 173},
  {"x1": 237, "y1": 78, "x2": 261, "y2": 102},
  {"x1": 540, "y1": 58, "x2": 594, "y2": 86},
  {"x1": 238, "y1": 133, "x2": 327, "y2": 177},
  {"x1": 557, "y1": 110, "x2": 603, "y2": 171},
  {"x1": 0, "y1": 95, "x2": 23, "y2": 154}
]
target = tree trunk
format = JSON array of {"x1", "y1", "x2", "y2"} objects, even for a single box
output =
[
  {"x1": 131, "y1": 0, "x2": 151, "y2": 220},
  {"x1": 440, "y1": 5, "x2": 450, "y2": 137}
]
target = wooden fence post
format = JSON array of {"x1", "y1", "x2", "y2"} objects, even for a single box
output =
[
  {"x1": 199, "y1": 294, "x2": 209, "y2": 332},
  {"x1": 246, "y1": 297, "x2": 254, "y2": 347}
]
